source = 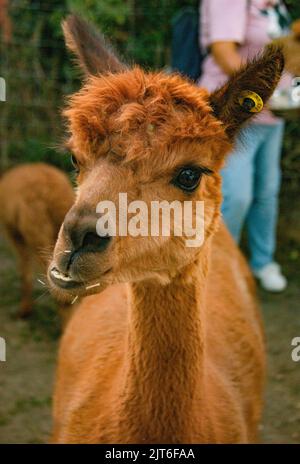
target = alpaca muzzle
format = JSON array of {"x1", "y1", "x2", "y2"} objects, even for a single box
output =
[{"x1": 48, "y1": 207, "x2": 113, "y2": 294}]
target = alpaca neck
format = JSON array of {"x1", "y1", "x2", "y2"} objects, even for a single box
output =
[{"x1": 118, "y1": 248, "x2": 210, "y2": 443}]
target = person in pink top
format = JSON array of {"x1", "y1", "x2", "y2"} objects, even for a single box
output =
[{"x1": 199, "y1": 0, "x2": 292, "y2": 292}]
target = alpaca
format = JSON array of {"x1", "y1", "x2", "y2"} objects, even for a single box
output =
[
  {"x1": 47, "y1": 16, "x2": 284, "y2": 443},
  {"x1": 0, "y1": 163, "x2": 74, "y2": 318},
  {"x1": 273, "y1": 19, "x2": 300, "y2": 76}
]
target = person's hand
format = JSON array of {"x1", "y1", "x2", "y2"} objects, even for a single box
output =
[{"x1": 211, "y1": 41, "x2": 243, "y2": 76}]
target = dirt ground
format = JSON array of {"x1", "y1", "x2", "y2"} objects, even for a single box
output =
[{"x1": 0, "y1": 226, "x2": 299, "y2": 444}]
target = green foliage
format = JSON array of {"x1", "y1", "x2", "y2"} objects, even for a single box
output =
[
  {"x1": 68, "y1": 0, "x2": 130, "y2": 27},
  {"x1": 65, "y1": 0, "x2": 196, "y2": 68},
  {"x1": 286, "y1": 0, "x2": 300, "y2": 19}
]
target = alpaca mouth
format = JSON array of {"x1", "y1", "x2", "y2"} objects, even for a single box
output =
[
  {"x1": 49, "y1": 267, "x2": 83, "y2": 290},
  {"x1": 49, "y1": 266, "x2": 112, "y2": 292}
]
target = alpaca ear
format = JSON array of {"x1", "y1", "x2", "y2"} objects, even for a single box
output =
[
  {"x1": 209, "y1": 46, "x2": 284, "y2": 138},
  {"x1": 62, "y1": 14, "x2": 126, "y2": 76}
]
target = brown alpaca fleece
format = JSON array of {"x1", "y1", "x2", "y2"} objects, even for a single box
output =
[
  {"x1": 48, "y1": 16, "x2": 284, "y2": 443},
  {"x1": 273, "y1": 19, "x2": 300, "y2": 76},
  {"x1": 0, "y1": 163, "x2": 74, "y2": 318},
  {"x1": 0, "y1": 0, "x2": 12, "y2": 43},
  {"x1": 292, "y1": 19, "x2": 300, "y2": 39}
]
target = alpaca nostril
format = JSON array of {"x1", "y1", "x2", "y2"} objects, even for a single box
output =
[
  {"x1": 66, "y1": 231, "x2": 111, "y2": 271},
  {"x1": 81, "y1": 231, "x2": 111, "y2": 253},
  {"x1": 63, "y1": 208, "x2": 111, "y2": 254}
]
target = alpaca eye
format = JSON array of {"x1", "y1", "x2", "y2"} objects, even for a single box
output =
[
  {"x1": 173, "y1": 167, "x2": 202, "y2": 192},
  {"x1": 71, "y1": 154, "x2": 79, "y2": 172}
]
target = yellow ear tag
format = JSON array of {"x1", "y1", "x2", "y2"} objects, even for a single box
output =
[{"x1": 238, "y1": 90, "x2": 264, "y2": 113}]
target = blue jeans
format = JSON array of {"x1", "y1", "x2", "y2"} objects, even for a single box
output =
[{"x1": 221, "y1": 122, "x2": 284, "y2": 272}]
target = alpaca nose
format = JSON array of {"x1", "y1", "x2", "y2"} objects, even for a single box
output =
[
  {"x1": 63, "y1": 208, "x2": 112, "y2": 255},
  {"x1": 80, "y1": 231, "x2": 112, "y2": 253}
]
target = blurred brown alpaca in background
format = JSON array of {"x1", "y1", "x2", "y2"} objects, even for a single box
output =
[
  {"x1": 0, "y1": 163, "x2": 74, "y2": 318},
  {"x1": 273, "y1": 19, "x2": 300, "y2": 76}
]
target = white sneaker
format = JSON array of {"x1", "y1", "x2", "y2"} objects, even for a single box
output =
[{"x1": 254, "y1": 262, "x2": 287, "y2": 292}]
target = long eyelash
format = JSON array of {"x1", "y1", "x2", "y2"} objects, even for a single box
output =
[
  {"x1": 175, "y1": 165, "x2": 214, "y2": 176},
  {"x1": 200, "y1": 166, "x2": 214, "y2": 176}
]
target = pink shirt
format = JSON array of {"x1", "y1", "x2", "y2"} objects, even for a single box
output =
[{"x1": 198, "y1": 0, "x2": 292, "y2": 124}]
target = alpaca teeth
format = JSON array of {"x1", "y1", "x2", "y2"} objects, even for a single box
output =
[{"x1": 51, "y1": 269, "x2": 73, "y2": 282}]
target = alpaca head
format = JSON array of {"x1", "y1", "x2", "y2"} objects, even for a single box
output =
[{"x1": 48, "y1": 15, "x2": 284, "y2": 302}]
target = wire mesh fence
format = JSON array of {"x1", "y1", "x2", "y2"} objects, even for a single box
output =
[
  {"x1": 1, "y1": 1, "x2": 74, "y2": 171},
  {"x1": 0, "y1": 0, "x2": 190, "y2": 171}
]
